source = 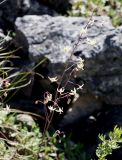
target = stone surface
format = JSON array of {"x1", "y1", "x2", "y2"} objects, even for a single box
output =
[
  {"x1": 59, "y1": 92, "x2": 102, "y2": 128},
  {"x1": 15, "y1": 15, "x2": 122, "y2": 105},
  {"x1": 0, "y1": 0, "x2": 20, "y2": 29},
  {"x1": 0, "y1": 0, "x2": 56, "y2": 30},
  {"x1": 16, "y1": 114, "x2": 35, "y2": 126},
  {"x1": 15, "y1": 15, "x2": 113, "y2": 63},
  {"x1": 38, "y1": 0, "x2": 71, "y2": 14}
]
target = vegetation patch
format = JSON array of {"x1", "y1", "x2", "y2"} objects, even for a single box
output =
[{"x1": 68, "y1": 0, "x2": 122, "y2": 26}]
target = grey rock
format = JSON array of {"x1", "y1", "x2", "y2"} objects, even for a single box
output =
[
  {"x1": 16, "y1": 114, "x2": 35, "y2": 126},
  {"x1": 15, "y1": 15, "x2": 112, "y2": 63},
  {"x1": 15, "y1": 15, "x2": 122, "y2": 105},
  {"x1": 0, "y1": 0, "x2": 20, "y2": 27},
  {"x1": 0, "y1": 0, "x2": 56, "y2": 29}
]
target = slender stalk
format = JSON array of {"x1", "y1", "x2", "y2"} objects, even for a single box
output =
[
  {"x1": 44, "y1": 12, "x2": 95, "y2": 133},
  {"x1": 0, "y1": 0, "x2": 8, "y2": 5}
]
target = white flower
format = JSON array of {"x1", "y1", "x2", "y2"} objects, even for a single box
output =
[
  {"x1": 57, "y1": 87, "x2": 65, "y2": 94},
  {"x1": 70, "y1": 88, "x2": 79, "y2": 102},
  {"x1": 56, "y1": 107, "x2": 63, "y2": 114},
  {"x1": 70, "y1": 88, "x2": 77, "y2": 96},
  {"x1": 3, "y1": 105, "x2": 10, "y2": 114},
  {"x1": 48, "y1": 106, "x2": 56, "y2": 112},
  {"x1": 6, "y1": 105, "x2": 10, "y2": 111},
  {"x1": 48, "y1": 76, "x2": 58, "y2": 83},
  {"x1": 77, "y1": 84, "x2": 84, "y2": 90},
  {"x1": 88, "y1": 18, "x2": 95, "y2": 26},
  {"x1": 80, "y1": 28, "x2": 87, "y2": 34}
]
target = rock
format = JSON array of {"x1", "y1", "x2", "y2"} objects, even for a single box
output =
[
  {"x1": 98, "y1": 105, "x2": 122, "y2": 133},
  {"x1": 9, "y1": 99, "x2": 45, "y2": 117},
  {"x1": 27, "y1": 0, "x2": 57, "y2": 16},
  {"x1": 38, "y1": 0, "x2": 72, "y2": 14},
  {"x1": 16, "y1": 114, "x2": 35, "y2": 126},
  {"x1": 0, "y1": 0, "x2": 56, "y2": 30},
  {"x1": 59, "y1": 91, "x2": 102, "y2": 128},
  {"x1": 0, "y1": 0, "x2": 20, "y2": 29},
  {"x1": 15, "y1": 15, "x2": 112, "y2": 63},
  {"x1": 15, "y1": 15, "x2": 122, "y2": 105}
]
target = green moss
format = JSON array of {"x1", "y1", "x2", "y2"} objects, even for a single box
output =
[{"x1": 68, "y1": 0, "x2": 122, "y2": 27}]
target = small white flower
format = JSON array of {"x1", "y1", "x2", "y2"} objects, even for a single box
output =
[
  {"x1": 6, "y1": 105, "x2": 10, "y2": 112},
  {"x1": 70, "y1": 88, "x2": 77, "y2": 96},
  {"x1": 56, "y1": 107, "x2": 63, "y2": 114},
  {"x1": 57, "y1": 87, "x2": 65, "y2": 94},
  {"x1": 77, "y1": 84, "x2": 84, "y2": 90},
  {"x1": 70, "y1": 88, "x2": 79, "y2": 102},
  {"x1": 80, "y1": 28, "x2": 87, "y2": 34},
  {"x1": 88, "y1": 18, "x2": 95, "y2": 26},
  {"x1": 48, "y1": 106, "x2": 56, "y2": 112},
  {"x1": 3, "y1": 105, "x2": 10, "y2": 114},
  {"x1": 48, "y1": 76, "x2": 58, "y2": 83}
]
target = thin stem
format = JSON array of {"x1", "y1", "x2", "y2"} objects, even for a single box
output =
[
  {"x1": 0, "y1": 0, "x2": 8, "y2": 6},
  {"x1": 43, "y1": 104, "x2": 50, "y2": 135},
  {"x1": 55, "y1": 12, "x2": 94, "y2": 100},
  {"x1": 43, "y1": 12, "x2": 95, "y2": 133},
  {"x1": 63, "y1": 68, "x2": 76, "y2": 88},
  {"x1": 10, "y1": 109, "x2": 45, "y2": 120}
]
